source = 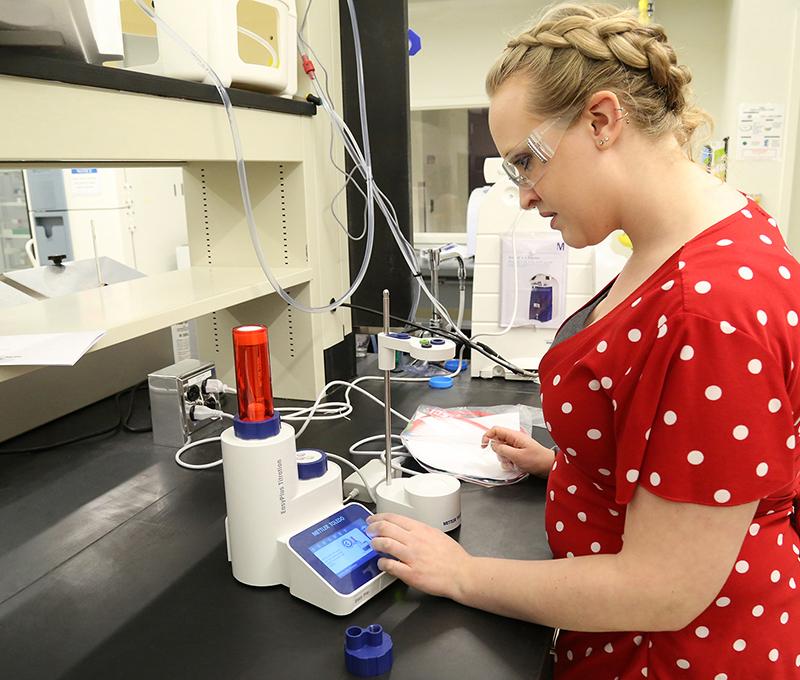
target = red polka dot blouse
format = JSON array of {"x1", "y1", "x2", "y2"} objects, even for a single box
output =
[{"x1": 539, "y1": 198, "x2": 800, "y2": 679}]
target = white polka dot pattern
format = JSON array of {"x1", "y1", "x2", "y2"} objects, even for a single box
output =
[
  {"x1": 695, "y1": 281, "x2": 712, "y2": 294},
  {"x1": 540, "y1": 202, "x2": 800, "y2": 680},
  {"x1": 687, "y1": 450, "x2": 704, "y2": 465}
]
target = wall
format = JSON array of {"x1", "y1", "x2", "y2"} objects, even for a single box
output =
[
  {"x1": 407, "y1": 0, "x2": 731, "y2": 127},
  {"x1": 792, "y1": 115, "x2": 800, "y2": 253},
  {"x1": 721, "y1": 0, "x2": 800, "y2": 234}
]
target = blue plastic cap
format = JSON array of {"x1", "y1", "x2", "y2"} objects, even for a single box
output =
[
  {"x1": 429, "y1": 376, "x2": 453, "y2": 389},
  {"x1": 233, "y1": 412, "x2": 281, "y2": 440},
  {"x1": 345, "y1": 624, "x2": 393, "y2": 677},
  {"x1": 444, "y1": 359, "x2": 468, "y2": 372},
  {"x1": 430, "y1": 338, "x2": 445, "y2": 345},
  {"x1": 388, "y1": 332, "x2": 411, "y2": 339},
  {"x1": 297, "y1": 449, "x2": 328, "y2": 480}
]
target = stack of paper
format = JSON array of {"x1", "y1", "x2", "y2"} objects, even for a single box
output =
[{"x1": 0, "y1": 331, "x2": 106, "y2": 366}]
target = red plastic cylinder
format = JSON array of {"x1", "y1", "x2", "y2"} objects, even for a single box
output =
[{"x1": 232, "y1": 325, "x2": 275, "y2": 422}]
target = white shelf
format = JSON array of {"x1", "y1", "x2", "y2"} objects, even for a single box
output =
[
  {"x1": 0, "y1": 265, "x2": 311, "y2": 377},
  {"x1": 0, "y1": 75, "x2": 308, "y2": 163},
  {"x1": 0, "y1": 201, "x2": 26, "y2": 207}
]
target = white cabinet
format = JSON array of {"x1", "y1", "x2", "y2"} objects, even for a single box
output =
[{"x1": 0, "y1": 0, "x2": 353, "y2": 440}]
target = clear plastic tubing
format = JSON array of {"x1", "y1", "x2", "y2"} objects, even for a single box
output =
[{"x1": 134, "y1": 0, "x2": 375, "y2": 314}]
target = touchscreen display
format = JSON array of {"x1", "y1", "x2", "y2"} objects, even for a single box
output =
[{"x1": 308, "y1": 518, "x2": 376, "y2": 578}]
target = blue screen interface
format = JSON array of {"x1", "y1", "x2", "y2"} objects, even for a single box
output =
[{"x1": 308, "y1": 518, "x2": 376, "y2": 578}]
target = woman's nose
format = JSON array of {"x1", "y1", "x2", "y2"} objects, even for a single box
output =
[{"x1": 518, "y1": 184, "x2": 540, "y2": 210}]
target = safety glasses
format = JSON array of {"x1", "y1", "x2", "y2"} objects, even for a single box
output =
[{"x1": 501, "y1": 116, "x2": 569, "y2": 189}]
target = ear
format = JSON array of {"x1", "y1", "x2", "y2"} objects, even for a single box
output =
[{"x1": 585, "y1": 90, "x2": 625, "y2": 148}]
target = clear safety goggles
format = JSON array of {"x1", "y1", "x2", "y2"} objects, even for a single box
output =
[{"x1": 501, "y1": 116, "x2": 569, "y2": 189}]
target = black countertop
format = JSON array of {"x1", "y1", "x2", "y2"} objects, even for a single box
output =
[{"x1": 0, "y1": 360, "x2": 554, "y2": 680}]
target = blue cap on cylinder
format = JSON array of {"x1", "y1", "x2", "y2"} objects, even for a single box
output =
[{"x1": 297, "y1": 449, "x2": 328, "y2": 480}]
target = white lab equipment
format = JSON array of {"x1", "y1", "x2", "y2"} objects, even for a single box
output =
[
  {"x1": 374, "y1": 291, "x2": 463, "y2": 532},
  {"x1": 128, "y1": 0, "x2": 298, "y2": 97},
  {"x1": 26, "y1": 169, "x2": 129, "y2": 266},
  {"x1": 24, "y1": 167, "x2": 187, "y2": 276},
  {"x1": 470, "y1": 158, "x2": 629, "y2": 379},
  {"x1": 220, "y1": 324, "x2": 394, "y2": 616},
  {"x1": 470, "y1": 164, "x2": 560, "y2": 379},
  {"x1": 0, "y1": 0, "x2": 123, "y2": 64}
]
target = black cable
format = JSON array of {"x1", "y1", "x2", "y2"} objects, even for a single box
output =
[
  {"x1": 121, "y1": 381, "x2": 152, "y2": 433},
  {"x1": 342, "y1": 302, "x2": 459, "y2": 340},
  {"x1": 0, "y1": 381, "x2": 153, "y2": 454},
  {"x1": 340, "y1": 302, "x2": 533, "y2": 376},
  {"x1": 0, "y1": 411, "x2": 122, "y2": 455}
]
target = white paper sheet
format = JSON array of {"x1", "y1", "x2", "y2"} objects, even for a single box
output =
[{"x1": 0, "y1": 331, "x2": 106, "y2": 366}]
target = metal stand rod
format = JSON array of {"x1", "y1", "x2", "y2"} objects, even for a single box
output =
[
  {"x1": 382, "y1": 289, "x2": 393, "y2": 486},
  {"x1": 90, "y1": 219, "x2": 104, "y2": 287},
  {"x1": 427, "y1": 248, "x2": 441, "y2": 330}
]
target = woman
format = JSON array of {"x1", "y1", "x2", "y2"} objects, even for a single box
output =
[{"x1": 366, "y1": 3, "x2": 800, "y2": 678}]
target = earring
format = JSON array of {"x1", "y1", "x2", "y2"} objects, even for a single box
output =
[
  {"x1": 616, "y1": 106, "x2": 630, "y2": 124},
  {"x1": 598, "y1": 136, "x2": 609, "y2": 146}
]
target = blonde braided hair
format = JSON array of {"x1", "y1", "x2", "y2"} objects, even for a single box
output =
[{"x1": 486, "y1": 3, "x2": 711, "y2": 152}]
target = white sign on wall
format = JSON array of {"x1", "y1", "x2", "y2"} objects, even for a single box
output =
[
  {"x1": 69, "y1": 168, "x2": 102, "y2": 196},
  {"x1": 736, "y1": 103, "x2": 784, "y2": 160}
]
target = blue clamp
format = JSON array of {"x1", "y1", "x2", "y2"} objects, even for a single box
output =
[
  {"x1": 408, "y1": 29, "x2": 422, "y2": 56},
  {"x1": 345, "y1": 624, "x2": 393, "y2": 677}
]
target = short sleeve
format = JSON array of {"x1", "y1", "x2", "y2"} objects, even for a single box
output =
[{"x1": 613, "y1": 312, "x2": 796, "y2": 506}]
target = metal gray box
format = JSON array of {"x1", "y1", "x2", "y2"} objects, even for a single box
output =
[{"x1": 148, "y1": 359, "x2": 217, "y2": 447}]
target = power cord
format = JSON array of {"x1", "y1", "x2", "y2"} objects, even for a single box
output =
[
  {"x1": 121, "y1": 381, "x2": 153, "y2": 433},
  {"x1": 0, "y1": 381, "x2": 152, "y2": 454}
]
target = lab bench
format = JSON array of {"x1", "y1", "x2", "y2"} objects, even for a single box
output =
[{"x1": 0, "y1": 362, "x2": 554, "y2": 680}]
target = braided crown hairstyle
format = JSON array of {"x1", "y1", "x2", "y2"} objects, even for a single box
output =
[{"x1": 486, "y1": 3, "x2": 712, "y2": 153}]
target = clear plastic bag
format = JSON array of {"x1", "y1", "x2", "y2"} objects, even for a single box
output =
[{"x1": 400, "y1": 404, "x2": 541, "y2": 485}]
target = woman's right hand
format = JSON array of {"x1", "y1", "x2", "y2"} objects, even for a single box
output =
[{"x1": 480, "y1": 426, "x2": 556, "y2": 478}]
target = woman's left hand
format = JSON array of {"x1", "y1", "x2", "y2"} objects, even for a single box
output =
[{"x1": 366, "y1": 512, "x2": 473, "y2": 601}]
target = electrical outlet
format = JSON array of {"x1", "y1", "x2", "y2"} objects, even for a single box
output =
[{"x1": 148, "y1": 359, "x2": 217, "y2": 447}]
